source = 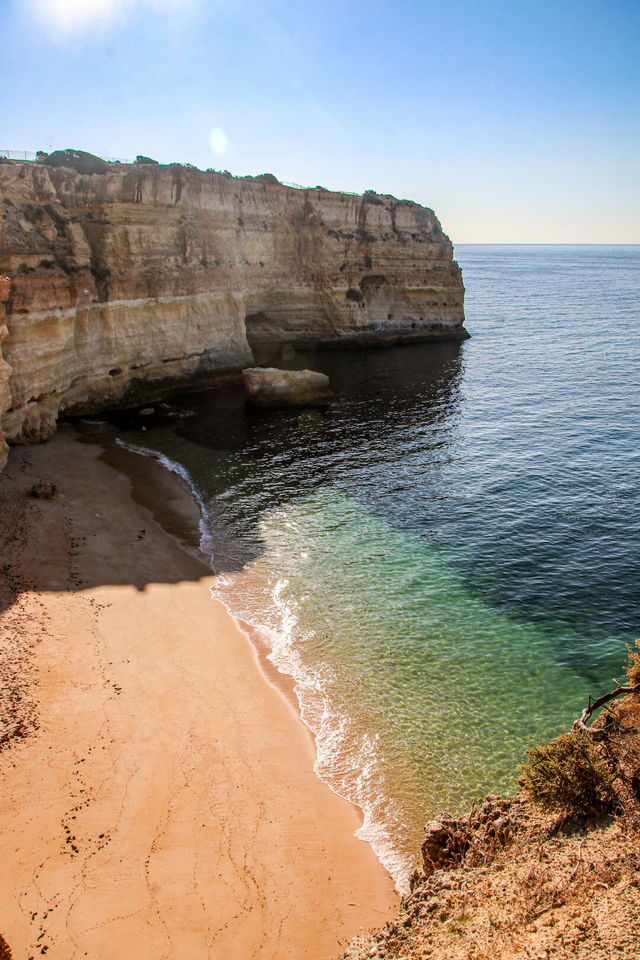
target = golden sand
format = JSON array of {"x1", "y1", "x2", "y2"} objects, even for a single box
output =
[{"x1": 0, "y1": 426, "x2": 397, "y2": 959}]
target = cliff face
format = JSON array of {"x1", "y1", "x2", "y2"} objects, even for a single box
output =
[{"x1": 0, "y1": 161, "x2": 466, "y2": 458}]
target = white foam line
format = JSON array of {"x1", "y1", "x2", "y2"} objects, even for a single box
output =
[
  {"x1": 114, "y1": 437, "x2": 215, "y2": 562},
  {"x1": 210, "y1": 568, "x2": 413, "y2": 893}
]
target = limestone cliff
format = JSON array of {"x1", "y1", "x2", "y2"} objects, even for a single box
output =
[{"x1": 0, "y1": 161, "x2": 466, "y2": 458}]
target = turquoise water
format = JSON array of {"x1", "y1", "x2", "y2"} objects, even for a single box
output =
[{"x1": 116, "y1": 245, "x2": 640, "y2": 885}]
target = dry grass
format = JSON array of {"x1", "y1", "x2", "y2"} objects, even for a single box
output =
[{"x1": 519, "y1": 730, "x2": 617, "y2": 816}]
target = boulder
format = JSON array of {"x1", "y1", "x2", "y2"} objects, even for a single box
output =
[
  {"x1": 242, "y1": 367, "x2": 334, "y2": 407},
  {"x1": 30, "y1": 479, "x2": 59, "y2": 499}
]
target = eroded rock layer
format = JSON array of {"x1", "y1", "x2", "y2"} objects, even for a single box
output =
[{"x1": 0, "y1": 161, "x2": 466, "y2": 459}]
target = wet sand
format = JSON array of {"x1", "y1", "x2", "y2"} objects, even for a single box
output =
[{"x1": 0, "y1": 425, "x2": 397, "y2": 960}]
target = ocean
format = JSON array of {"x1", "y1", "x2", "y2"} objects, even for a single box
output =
[{"x1": 115, "y1": 245, "x2": 640, "y2": 888}]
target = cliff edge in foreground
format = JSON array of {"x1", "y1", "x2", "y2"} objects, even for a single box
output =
[
  {"x1": 345, "y1": 669, "x2": 640, "y2": 960},
  {"x1": 0, "y1": 160, "x2": 466, "y2": 468}
]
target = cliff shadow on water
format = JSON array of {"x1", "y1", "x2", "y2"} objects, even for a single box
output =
[
  {"x1": 103, "y1": 339, "x2": 468, "y2": 574},
  {"x1": 1, "y1": 337, "x2": 467, "y2": 627}
]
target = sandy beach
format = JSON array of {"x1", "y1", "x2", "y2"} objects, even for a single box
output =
[{"x1": 0, "y1": 425, "x2": 397, "y2": 960}]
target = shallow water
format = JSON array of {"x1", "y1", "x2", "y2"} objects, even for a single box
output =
[{"x1": 116, "y1": 245, "x2": 640, "y2": 885}]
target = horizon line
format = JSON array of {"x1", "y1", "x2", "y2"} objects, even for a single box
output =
[{"x1": 453, "y1": 241, "x2": 640, "y2": 246}]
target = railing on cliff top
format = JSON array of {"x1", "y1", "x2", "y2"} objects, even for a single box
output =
[
  {"x1": 282, "y1": 180, "x2": 359, "y2": 195},
  {"x1": 0, "y1": 150, "x2": 38, "y2": 161},
  {"x1": 0, "y1": 149, "x2": 134, "y2": 163},
  {"x1": 0, "y1": 152, "x2": 361, "y2": 194}
]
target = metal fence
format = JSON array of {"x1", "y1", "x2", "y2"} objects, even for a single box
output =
[
  {"x1": 282, "y1": 180, "x2": 359, "y2": 195},
  {"x1": 0, "y1": 153, "x2": 362, "y2": 194},
  {"x1": 0, "y1": 149, "x2": 133, "y2": 164},
  {"x1": 0, "y1": 150, "x2": 38, "y2": 161}
]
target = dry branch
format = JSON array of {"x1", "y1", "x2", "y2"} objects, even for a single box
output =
[
  {"x1": 573, "y1": 682, "x2": 640, "y2": 734},
  {"x1": 568, "y1": 839, "x2": 585, "y2": 882}
]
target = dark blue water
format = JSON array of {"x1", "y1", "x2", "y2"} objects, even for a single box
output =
[{"x1": 118, "y1": 245, "x2": 640, "y2": 885}]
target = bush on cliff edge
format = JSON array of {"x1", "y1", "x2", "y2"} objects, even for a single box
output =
[
  {"x1": 519, "y1": 730, "x2": 617, "y2": 816},
  {"x1": 519, "y1": 641, "x2": 640, "y2": 817},
  {"x1": 44, "y1": 149, "x2": 110, "y2": 175}
]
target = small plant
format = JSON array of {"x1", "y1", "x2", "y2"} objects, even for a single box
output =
[
  {"x1": 519, "y1": 730, "x2": 616, "y2": 816},
  {"x1": 345, "y1": 287, "x2": 363, "y2": 302}
]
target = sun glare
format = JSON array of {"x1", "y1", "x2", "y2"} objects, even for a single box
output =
[
  {"x1": 209, "y1": 128, "x2": 230, "y2": 157},
  {"x1": 29, "y1": 0, "x2": 193, "y2": 35}
]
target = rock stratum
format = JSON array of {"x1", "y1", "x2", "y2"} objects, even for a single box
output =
[{"x1": 0, "y1": 160, "x2": 466, "y2": 469}]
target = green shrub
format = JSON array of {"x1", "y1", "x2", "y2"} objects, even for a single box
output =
[
  {"x1": 363, "y1": 189, "x2": 383, "y2": 205},
  {"x1": 44, "y1": 149, "x2": 109, "y2": 175},
  {"x1": 519, "y1": 730, "x2": 616, "y2": 816},
  {"x1": 345, "y1": 287, "x2": 363, "y2": 302}
]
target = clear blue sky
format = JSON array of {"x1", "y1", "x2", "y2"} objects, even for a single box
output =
[{"x1": 2, "y1": 0, "x2": 639, "y2": 242}]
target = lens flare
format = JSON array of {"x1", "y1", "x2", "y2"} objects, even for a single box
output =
[{"x1": 209, "y1": 128, "x2": 230, "y2": 157}]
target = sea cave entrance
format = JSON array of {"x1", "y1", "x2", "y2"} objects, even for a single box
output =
[{"x1": 244, "y1": 310, "x2": 296, "y2": 366}]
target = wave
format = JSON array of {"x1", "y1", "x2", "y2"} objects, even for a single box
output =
[
  {"x1": 114, "y1": 437, "x2": 216, "y2": 562},
  {"x1": 210, "y1": 556, "x2": 414, "y2": 892}
]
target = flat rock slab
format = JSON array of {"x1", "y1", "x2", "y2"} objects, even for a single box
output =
[{"x1": 242, "y1": 367, "x2": 334, "y2": 407}]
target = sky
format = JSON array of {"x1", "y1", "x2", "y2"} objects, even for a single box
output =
[{"x1": 1, "y1": 0, "x2": 639, "y2": 242}]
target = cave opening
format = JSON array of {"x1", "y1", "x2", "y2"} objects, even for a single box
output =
[{"x1": 244, "y1": 311, "x2": 297, "y2": 367}]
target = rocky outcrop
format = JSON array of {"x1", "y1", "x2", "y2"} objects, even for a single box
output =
[
  {"x1": 0, "y1": 161, "x2": 466, "y2": 453},
  {"x1": 242, "y1": 367, "x2": 334, "y2": 407}
]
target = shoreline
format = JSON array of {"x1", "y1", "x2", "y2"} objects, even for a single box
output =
[
  {"x1": 101, "y1": 434, "x2": 358, "y2": 817},
  {"x1": 0, "y1": 424, "x2": 398, "y2": 959},
  {"x1": 110, "y1": 434, "x2": 415, "y2": 888}
]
